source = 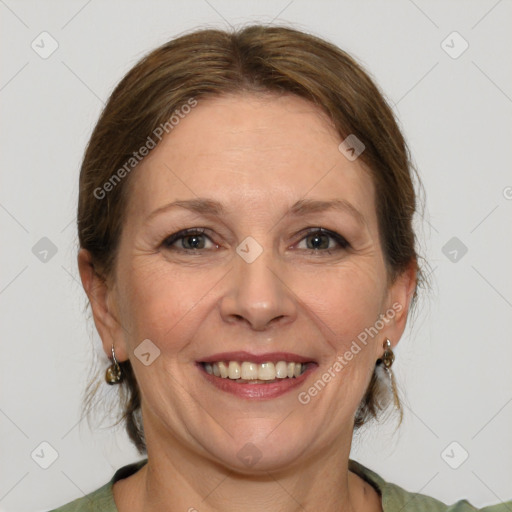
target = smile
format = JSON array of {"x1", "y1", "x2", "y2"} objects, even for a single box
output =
[
  {"x1": 197, "y1": 352, "x2": 318, "y2": 399},
  {"x1": 201, "y1": 360, "x2": 308, "y2": 383}
]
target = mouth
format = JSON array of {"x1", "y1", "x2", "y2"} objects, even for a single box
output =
[
  {"x1": 197, "y1": 352, "x2": 318, "y2": 399},
  {"x1": 200, "y1": 360, "x2": 309, "y2": 383}
]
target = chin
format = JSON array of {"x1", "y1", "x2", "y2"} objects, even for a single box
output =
[{"x1": 201, "y1": 425, "x2": 315, "y2": 475}]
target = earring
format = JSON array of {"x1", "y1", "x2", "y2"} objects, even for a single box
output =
[
  {"x1": 380, "y1": 338, "x2": 395, "y2": 371},
  {"x1": 105, "y1": 344, "x2": 123, "y2": 385},
  {"x1": 376, "y1": 338, "x2": 395, "y2": 381},
  {"x1": 376, "y1": 338, "x2": 401, "y2": 412}
]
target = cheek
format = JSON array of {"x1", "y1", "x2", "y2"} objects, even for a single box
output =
[
  {"x1": 291, "y1": 268, "x2": 385, "y2": 419},
  {"x1": 117, "y1": 259, "x2": 225, "y2": 352},
  {"x1": 292, "y1": 264, "x2": 386, "y2": 346}
]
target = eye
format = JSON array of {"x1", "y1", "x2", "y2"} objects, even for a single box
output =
[
  {"x1": 162, "y1": 228, "x2": 217, "y2": 251},
  {"x1": 296, "y1": 228, "x2": 349, "y2": 252}
]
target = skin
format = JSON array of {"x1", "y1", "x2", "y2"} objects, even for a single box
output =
[{"x1": 79, "y1": 93, "x2": 416, "y2": 512}]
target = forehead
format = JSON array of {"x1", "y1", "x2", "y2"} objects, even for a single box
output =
[{"x1": 126, "y1": 93, "x2": 376, "y2": 224}]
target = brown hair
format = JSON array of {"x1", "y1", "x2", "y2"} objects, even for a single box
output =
[{"x1": 79, "y1": 25, "x2": 423, "y2": 454}]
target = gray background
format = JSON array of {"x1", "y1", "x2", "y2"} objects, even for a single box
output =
[{"x1": 1, "y1": 0, "x2": 511, "y2": 510}]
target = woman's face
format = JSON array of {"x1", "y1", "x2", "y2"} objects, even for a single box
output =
[{"x1": 85, "y1": 93, "x2": 414, "y2": 471}]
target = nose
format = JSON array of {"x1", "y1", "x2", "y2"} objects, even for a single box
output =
[{"x1": 219, "y1": 250, "x2": 297, "y2": 331}]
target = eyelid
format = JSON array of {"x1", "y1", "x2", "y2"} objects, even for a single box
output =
[
  {"x1": 161, "y1": 226, "x2": 349, "y2": 252},
  {"x1": 161, "y1": 228, "x2": 215, "y2": 249},
  {"x1": 293, "y1": 227, "x2": 350, "y2": 249}
]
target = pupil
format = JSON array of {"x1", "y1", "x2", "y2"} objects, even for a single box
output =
[
  {"x1": 186, "y1": 235, "x2": 204, "y2": 249},
  {"x1": 309, "y1": 234, "x2": 327, "y2": 249}
]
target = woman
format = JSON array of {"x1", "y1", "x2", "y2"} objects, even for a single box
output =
[{"x1": 51, "y1": 25, "x2": 508, "y2": 512}]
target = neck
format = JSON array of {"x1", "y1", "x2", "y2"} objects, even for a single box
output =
[{"x1": 113, "y1": 414, "x2": 375, "y2": 512}]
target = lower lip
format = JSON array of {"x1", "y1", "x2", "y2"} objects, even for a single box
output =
[{"x1": 197, "y1": 363, "x2": 317, "y2": 400}]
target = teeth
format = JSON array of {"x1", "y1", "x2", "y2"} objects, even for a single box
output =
[
  {"x1": 275, "y1": 361, "x2": 288, "y2": 378},
  {"x1": 241, "y1": 362, "x2": 258, "y2": 379},
  {"x1": 218, "y1": 361, "x2": 229, "y2": 378},
  {"x1": 228, "y1": 361, "x2": 241, "y2": 379},
  {"x1": 258, "y1": 362, "x2": 275, "y2": 381},
  {"x1": 203, "y1": 361, "x2": 306, "y2": 381}
]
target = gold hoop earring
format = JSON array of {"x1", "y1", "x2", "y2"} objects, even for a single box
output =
[{"x1": 105, "y1": 344, "x2": 123, "y2": 385}]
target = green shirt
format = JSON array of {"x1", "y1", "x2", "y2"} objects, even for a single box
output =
[{"x1": 49, "y1": 458, "x2": 510, "y2": 511}]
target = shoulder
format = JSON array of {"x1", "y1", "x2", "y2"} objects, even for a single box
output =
[
  {"x1": 48, "y1": 482, "x2": 114, "y2": 512},
  {"x1": 349, "y1": 459, "x2": 511, "y2": 512},
  {"x1": 48, "y1": 459, "x2": 148, "y2": 512}
]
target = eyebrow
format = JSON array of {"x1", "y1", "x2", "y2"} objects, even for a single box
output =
[
  {"x1": 145, "y1": 198, "x2": 225, "y2": 223},
  {"x1": 290, "y1": 198, "x2": 365, "y2": 225},
  {"x1": 145, "y1": 197, "x2": 365, "y2": 225}
]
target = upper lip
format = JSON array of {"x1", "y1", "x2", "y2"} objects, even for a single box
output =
[{"x1": 199, "y1": 351, "x2": 316, "y2": 364}]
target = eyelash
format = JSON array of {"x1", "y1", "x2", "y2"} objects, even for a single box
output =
[{"x1": 161, "y1": 227, "x2": 350, "y2": 254}]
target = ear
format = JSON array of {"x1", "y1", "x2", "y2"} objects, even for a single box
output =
[
  {"x1": 380, "y1": 260, "x2": 418, "y2": 352},
  {"x1": 77, "y1": 249, "x2": 129, "y2": 361}
]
